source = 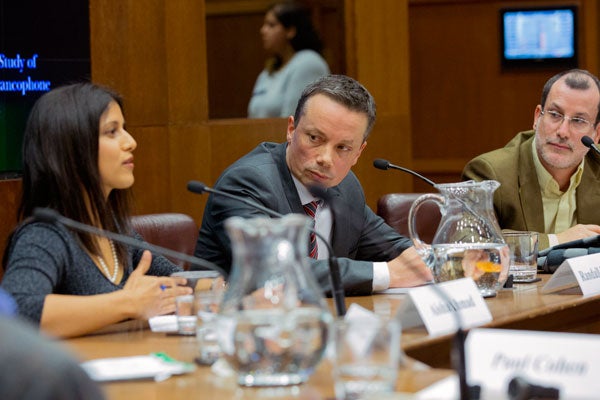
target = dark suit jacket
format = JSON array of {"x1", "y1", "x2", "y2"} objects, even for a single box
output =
[
  {"x1": 195, "y1": 142, "x2": 412, "y2": 295},
  {"x1": 462, "y1": 130, "x2": 600, "y2": 249}
]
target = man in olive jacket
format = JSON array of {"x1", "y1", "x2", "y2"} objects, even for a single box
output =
[{"x1": 463, "y1": 69, "x2": 600, "y2": 250}]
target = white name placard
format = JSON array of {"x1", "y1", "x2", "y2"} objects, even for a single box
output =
[
  {"x1": 466, "y1": 328, "x2": 600, "y2": 399},
  {"x1": 541, "y1": 252, "x2": 600, "y2": 295},
  {"x1": 398, "y1": 278, "x2": 492, "y2": 336}
]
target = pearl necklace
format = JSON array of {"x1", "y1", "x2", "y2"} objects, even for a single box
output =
[{"x1": 97, "y1": 239, "x2": 119, "y2": 283}]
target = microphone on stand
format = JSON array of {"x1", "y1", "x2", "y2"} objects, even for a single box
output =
[
  {"x1": 187, "y1": 181, "x2": 280, "y2": 219},
  {"x1": 372, "y1": 159, "x2": 479, "y2": 400},
  {"x1": 582, "y1": 135, "x2": 600, "y2": 156},
  {"x1": 32, "y1": 207, "x2": 227, "y2": 278},
  {"x1": 186, "y1": 181, "x2": 347, "y2": 317},
  {"x1": 373, "y1": 158, "x2": 435, "y2": 186},
  {"x1": 306, "y1": 184, "x2": 347, "y2": 318},
  {"x1": 375, "y1": 157, "x2": 505, "y2": 286}
]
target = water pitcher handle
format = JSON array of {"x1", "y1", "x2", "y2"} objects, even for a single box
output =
[{"x1": 408, "y1": 193, "x2": 445, "y2": 266}]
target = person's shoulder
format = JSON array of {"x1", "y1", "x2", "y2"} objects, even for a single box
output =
[
  {"x1": 468, "y1": 131, "x2": 533, "y2": 164},
  {"x1": 585, "y1": 150, "x2": 600, "y2": 172},
  {"x1": 7, "y1": 221, "x2": 76, "y2": 262},
  {"x1": 12, "y1": 220, "x2": 71, "y2": 243},
  {"x1": 291, "y1": 50, "x2": 328, "y2": 68},
  {"x1": 218, "y1": 142, "x2": 284, "y2": 181},
  {"x1": 504, "y1": 130, "x2": 534, "y2": 148},
  {"x1": 336, "y1": 170, "x2": 365, "y2": 200},
  {"x1": 231, "y1": 142, "x2": 283, "y2": 166},
  {"x1": 0, "y1": 316, "x2": 104, "y2": 399}
]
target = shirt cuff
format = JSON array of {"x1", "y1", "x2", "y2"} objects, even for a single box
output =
[
  {"x1": 372, "y1": 262, "x2": 390, "y2": 292},
  {"x1": 547, "y1": 234, "x2": 559, "y2": 247}
]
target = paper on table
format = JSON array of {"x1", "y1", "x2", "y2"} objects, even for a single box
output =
[
  {"x1": 415, "y1": 375, "x2": 458, "y2": 399},
  {"x1": 81, "y1": 352, "x2": 194, "y2": 382},
  {"x1": 148, "y1": 315, "x2": 178, "y2": 332}
]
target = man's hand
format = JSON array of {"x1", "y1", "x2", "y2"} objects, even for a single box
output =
[
  {"x1": 556, "y1": 224, "x2": 600, "y2": 244},
  {"x1": 387, "y1": 246, "x2": 433, "y2": 288}
]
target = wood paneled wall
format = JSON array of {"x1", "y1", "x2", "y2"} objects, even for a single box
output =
[
  {"x1": 345, "y1": 0, "x2": 414, "y2": 203},
  {"x1": 86, "y1": 0, "x2": 414, "y2": 224},
  {"x1": 206, "y1": 0, "x2": 346, "y2": 119},
  {"x1": 0, "y1": 179, "x2": 21, "y2": 278},
  {"x1": 409, "y1": 0, "x2": 599, "y2": 186},
  {"x1": 3, "y1": 0, "x2": 600, "y2": 259}
]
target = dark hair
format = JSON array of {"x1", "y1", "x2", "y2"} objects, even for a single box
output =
[
  {"x1": 16, "y1": 82, "x2": 132, "y2": 265},
  {"x1": 293, "y1": 74, "x2": 377, "y2": 140},
  {"x1": 540, "y1": 68, "x2": 600, "y2": 125},
  {"x1": 268, "y1": 1, "x2": 323, "y2": 71}
]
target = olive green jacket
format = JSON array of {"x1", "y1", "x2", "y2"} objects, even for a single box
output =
[{"x1": 462, "y1": 130, "x2": 600, "y2": 249}]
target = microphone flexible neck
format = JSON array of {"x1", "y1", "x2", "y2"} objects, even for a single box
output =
[
  {"x1": 187, "y1": 181, "x2": 346, "y2": 316},
  {"x1": 370, "y1": 161, "x2": 480, "y2": 400},
  {"x1": 33, "y1": 207, "x2": 227, "y2": 278}
]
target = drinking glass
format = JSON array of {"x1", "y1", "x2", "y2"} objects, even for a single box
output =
[
  {"x1": 503, "y1": 231, "x2": 539, "y2": 282},
  {"x1": 332, "y1": 316, "x2": 401, "y2": 399}
]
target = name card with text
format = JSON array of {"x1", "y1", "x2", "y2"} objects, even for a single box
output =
[
  {"x1": 541, "y1": 253, "x2": 600, "y2": 295},
  {"x1": 466, "y1": 328, "x2": 600, "y2": 399},
  {"x1": 398, "y1": 278, "x2": 492, "y2": 336}
]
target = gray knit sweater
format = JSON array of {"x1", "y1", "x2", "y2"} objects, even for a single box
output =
[{"x1": 1, "y1": 222, "x2": 181, "y2": 324}]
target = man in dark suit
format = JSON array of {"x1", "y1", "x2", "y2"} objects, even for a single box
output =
[
  {"x1": 463, "y1": 69, "x2": 600, "y2": 250},
  {"x1": 195, "y1": 74, "x2": 431, "y2": 295}
]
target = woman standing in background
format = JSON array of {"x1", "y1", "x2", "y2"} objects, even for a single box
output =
[{"x1": 248, "y1": 1, "x2": 330, "y2": 118}]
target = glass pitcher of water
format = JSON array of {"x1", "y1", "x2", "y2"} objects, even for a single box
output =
[
  {"x1": 408, "y1": 180, "x2": 509, "y2": 297},
  {"x1": 218, "y1": 214, "x2": 333, "y2": 386}
]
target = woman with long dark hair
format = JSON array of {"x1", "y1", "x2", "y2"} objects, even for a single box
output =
[
  {"x1": 248, "y1": 1, "x2": 330, "y2": 118},
  {"x1": 1, "y1": 82, "x2": 191, "y2": 338}
]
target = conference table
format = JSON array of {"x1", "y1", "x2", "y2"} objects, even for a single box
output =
[
  {"x1": 65, "y1": 324, "x2": 452, "y2": 399},
  {"x1": 65, "y1": 274, "x2": 600, "y2": 399}
]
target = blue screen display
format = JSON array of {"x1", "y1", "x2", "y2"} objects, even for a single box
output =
[
  {"x1": 0, "y1": 1, "x2": 90, "y2": 176},
  {"x1": 503, "y1": 8, "x2": 575, "y2": 60}
]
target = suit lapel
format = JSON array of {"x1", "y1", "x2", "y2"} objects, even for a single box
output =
[
  {"x1": 272, "y1": 143, "x2": 305, "y2": 214},
  {"x1": 271, "y1": 143, "x2": 356, "y2": 255},
  {"x1": 577, "y1": 153, "x2": 600, "y2": 223},
  {"x1": 327, "y1": 186, "x2": 352, "y2": 255},
  {"x1": 518, "y1": 138, "x2": 545, "y2": 231}
]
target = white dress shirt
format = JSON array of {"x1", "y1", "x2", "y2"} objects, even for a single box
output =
[{"x1": 291, "y1": 176, "x2": 390, "y2": 291}]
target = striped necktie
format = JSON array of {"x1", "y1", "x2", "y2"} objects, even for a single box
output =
[{"x1": 303, "y1": 200, "x2": 319, "y2": 259}]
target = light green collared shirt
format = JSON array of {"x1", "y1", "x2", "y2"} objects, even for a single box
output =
[{"x1": 532, "y1": 137, "x2": 584, "y2": 234}]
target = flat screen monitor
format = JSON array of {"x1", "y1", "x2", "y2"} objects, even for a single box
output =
[
  {"x1": 0, "y1": 1, "x2": 90, "y2": 178},
  {"x1": 500, "y1": 6, "x2": 578, "y2": 69}
]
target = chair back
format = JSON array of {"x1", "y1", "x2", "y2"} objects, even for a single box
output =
[
  {"x1": 130, "y1": 213, "x2": 198, "y2": 269},
  {"x1": 376, "y1": 193, "x2": 441, "y2": 244}
]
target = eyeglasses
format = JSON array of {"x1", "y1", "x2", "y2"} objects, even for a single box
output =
[{"x1": 540, "y1": 110, "x2": 595, "y2": 134}]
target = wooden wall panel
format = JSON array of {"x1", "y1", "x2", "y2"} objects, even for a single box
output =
[
  {"x1": 0, "y1": 179, "x2": 21, "y2": 276},
  {"x1": 208, "y1": 118, "x2": 288, "y2": 180},
  {"x1": 354, "y1": 115, "x2": 415, "y2": 206},
  {"x1": 4, "y1": 0, "x2": 600, "y2": 265},
  {"x1": 180, "y1": 118, "x2": 288, "y2": 221},
  {"x1": 90, "y1": 0, "x2": 209, "y2": 223},
  {"x1": 206, "y1": 0, "x2": 345, "y2": 119},
  {"x1": 346, "y1": 0, "x2": 414, "y2": 204},
  {"x1": 409, "y1": 0, "x2": 595, "y2": 183},
  {"x1": 129, "y1": 126, "x2": 171, "y2": 214},
  {"x1": 90, "y1": 0, "x2": 169, "y2": 126},
  {"x1": 165, "y1": 0, "x2": 209, "y2": 122},
  {"x1": 206, "y1": 13, "x2": 265, "y2": 119},
  {"x1": 168, "y1": 125, "x2": 212, "y2": 222}
]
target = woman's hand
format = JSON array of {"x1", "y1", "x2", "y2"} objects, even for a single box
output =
[{"x1": 122, "y1": 251, "x2": 192, "y2": 319}]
